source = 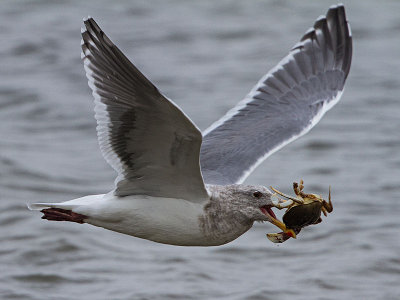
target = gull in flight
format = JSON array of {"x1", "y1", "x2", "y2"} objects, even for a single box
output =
[{"x1": 30, "y1": 4, "x2": 352, "y2": 246}]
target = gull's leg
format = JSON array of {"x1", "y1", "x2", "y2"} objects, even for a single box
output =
[{"x1": 41, "y1": 208, "x2": 88, "y2": 224}]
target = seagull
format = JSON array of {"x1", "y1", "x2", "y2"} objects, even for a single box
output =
[{"x1": 29, "y1": 4, "x2": 352, "y2": 246}]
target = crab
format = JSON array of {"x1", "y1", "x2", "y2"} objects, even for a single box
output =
[{"x1": 267, "y1": 180, "x2": 333, "y2": 243}]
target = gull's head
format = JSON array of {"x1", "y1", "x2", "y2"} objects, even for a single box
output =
[{"x1": 212, "y1": 184, "x2": 279, "y2": 225}]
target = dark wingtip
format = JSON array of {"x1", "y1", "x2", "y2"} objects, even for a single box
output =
[{"x1": 304, "y1": 4, "x2": 352, "y2": 78}]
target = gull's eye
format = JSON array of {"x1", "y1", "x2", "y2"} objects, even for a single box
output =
[{"x1": 253, "y1": 191, "x2": 263, "y2": 198}]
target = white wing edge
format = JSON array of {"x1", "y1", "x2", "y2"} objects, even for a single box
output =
[{"x1": 236, "y1": 90, "x2": 344, "y2": 184}]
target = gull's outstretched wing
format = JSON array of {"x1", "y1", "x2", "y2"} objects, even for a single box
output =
[
  {"x1": 200, "y1": 4, "x2": 352, "y2": 185},
  {"x1": 81, "y1": 18, "x2": 208, "y2": 201}
]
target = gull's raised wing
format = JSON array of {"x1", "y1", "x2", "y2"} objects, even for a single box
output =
[
  {"x1": 81, "y1": 18, "x2": 209, "y2": 201},
  {"x1": 200, "y1": 4, "x2": 352, "y2": 185}
]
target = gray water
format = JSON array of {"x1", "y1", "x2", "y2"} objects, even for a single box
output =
[{"x1": 1, "y1": 0, "x2": 399, "y2": 299}]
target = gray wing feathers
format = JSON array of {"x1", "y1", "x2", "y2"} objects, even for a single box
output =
[
  {"x1": 81, "y1": 18, "x2": 208, "y2": 200},
  {"x1": 200, "y1": 5, "x2": 352, "y2": 185}
]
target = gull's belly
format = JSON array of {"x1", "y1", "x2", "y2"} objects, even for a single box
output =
[{"x1": 81, "y1": 195, "x2": 218, "y2": 246}]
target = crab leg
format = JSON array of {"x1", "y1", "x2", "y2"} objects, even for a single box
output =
[
  {"x1": 270, "y1": 186, "x2": 304, "y2": 204},
  {"x1": 321, "y1": 186, "x2": 333, "y2": 215},
  {"x1": 327, "y1": 186, "x2": 333, "y2": 212},
  {"x1": 271, "y1": 198, "x2": 294, "y2": 209},
  {"x1": 299, "y1": 180, "x2": 304, "y2": 191},
  {"x1": 321, "y1": 206, "x2": 328, "y2": 217}
]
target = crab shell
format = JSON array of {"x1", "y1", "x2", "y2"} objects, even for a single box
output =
[{"x1": 282, "y1": 201, "x2": 322, "y2": 230}]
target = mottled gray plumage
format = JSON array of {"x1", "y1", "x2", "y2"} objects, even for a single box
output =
[
  {"x1": 199, "y1": 185, "x2": 273, "y2": 245},
  {"x1": 200, "y1": 5, "x2": 352, "y2": 185}
]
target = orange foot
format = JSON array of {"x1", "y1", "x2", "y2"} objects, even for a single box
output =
[{"x1": 41, "y1": 208, "x2": 88, "y2": 224}]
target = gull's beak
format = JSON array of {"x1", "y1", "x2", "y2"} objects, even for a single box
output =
[
  {"x1": 269, "y1": 218, "x2": 297, "y2": 239},
  {"x1": 268, "y1": 195, "x2": 297, "y2": 239},
  {"x1": 260, "y1": 200, "x2": 297, "y2": 239}
]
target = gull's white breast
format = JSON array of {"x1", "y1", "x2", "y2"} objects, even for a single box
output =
[{"x1": 65, "y1": 194, "x2": 213, "y2": 246}]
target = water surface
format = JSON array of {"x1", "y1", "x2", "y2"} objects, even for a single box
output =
[{"x1": 1, "y1": 1, "x2": 400, "y2": 299}]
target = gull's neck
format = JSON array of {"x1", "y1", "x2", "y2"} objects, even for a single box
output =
[{"x1": 199, "y1": 185, "x2": 253, "y2": 245}]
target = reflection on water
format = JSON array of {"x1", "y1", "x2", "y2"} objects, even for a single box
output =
[{"x1": 1, "y1": 1, "x2": 399, "y2": 299}]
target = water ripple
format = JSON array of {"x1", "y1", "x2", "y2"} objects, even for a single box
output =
[{"x1": 1, "y1": 1, "x2": 400, "y2": 299}]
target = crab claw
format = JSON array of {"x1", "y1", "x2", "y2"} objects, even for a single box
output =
[
  {"x1": 266, "y1": 229, "x2": 297, "y2": 243},
  {"x1": 267, "y1": 228, "x2": 300, "y2": 243},
  {"x1": 267, "y1": 233, "x2": 287, "y2": 243}
]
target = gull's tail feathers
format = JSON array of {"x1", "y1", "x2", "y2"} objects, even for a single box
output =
[
  {"x1": 28, "y1": 202, "x2": 88, "y2": 223},
  {"x1": 27, "y1": 202, "x2": 56, "y2": 210},
  {"x1": 28, "y1": 194, "x2": 105, "y2": 223},
  {"x1": 27, "y1": 194, "x2": 105, "y2": 211}
]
